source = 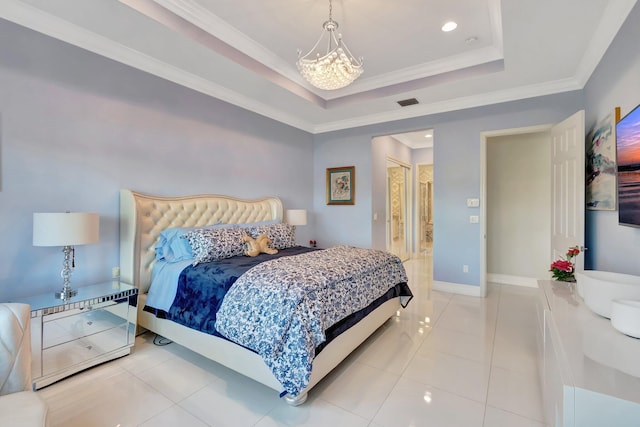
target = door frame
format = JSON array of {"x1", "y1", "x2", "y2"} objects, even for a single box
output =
[
  {"x1": 480, "y1": 124, "x2": 552, "y2": 297},
  {"x1": 385, "y1": 156, "x2": 412, "y2": 261}
]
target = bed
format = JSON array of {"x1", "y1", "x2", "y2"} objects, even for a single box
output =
[{"x1": 119, "y1": 189, "x2": 412, "y2": 405}]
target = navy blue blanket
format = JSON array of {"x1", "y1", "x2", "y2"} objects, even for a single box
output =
[
  {"x1": 146, "y1": 247, "x2": 315, "y2": 334},
  {"x1": 144, "y1": 246, "x2": 412, "y2": 353}
]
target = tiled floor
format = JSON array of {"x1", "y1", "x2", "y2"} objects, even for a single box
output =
[{"x1": 38, "y1": 258, "x2": 547, "y2": 426}]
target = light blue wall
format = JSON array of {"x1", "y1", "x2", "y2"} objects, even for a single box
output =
[
  {"x1": 311, "y1": 128, "x2": 373, "y2": 249},
  {"x1": 2, "y1": 1, "x2": 639, "y2": 302},
  {"x1": 584, "y1": 2, "x2": 640, "y2": 274},
  {"x1": 314, "y1": 94, "x2": 584, "y2": 287},
  {"x1": 0, "y1": 20, "x2": 313, "y2": 301}
]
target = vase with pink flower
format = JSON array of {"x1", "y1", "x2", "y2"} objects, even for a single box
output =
[{"x1": 549, "y1": 246, "x2": 580, "y2": 282}]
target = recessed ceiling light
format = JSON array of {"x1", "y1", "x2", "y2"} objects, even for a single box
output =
[
  {"x1": 424, "y1": 133, "x2": 432, "y2": 138},
  {"x1": 441, "y1": 21, "x2": 457, "y2": 32}
]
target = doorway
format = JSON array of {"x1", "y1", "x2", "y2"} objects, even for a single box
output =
[
  {"x1": 480, "y1": 111, "x2": 585, "y2": 297},
  {"x1": 386, "y1": 158, "x2": 411, "y2": 261},
  {"x1": 483, "y1": 128, "x2": 551, "y2": 291}
]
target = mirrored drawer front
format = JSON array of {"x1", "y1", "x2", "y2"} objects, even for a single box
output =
[
  {"x1": 42, "y1": 323, "x2": 129, "y2": 376},
  {"x1": 43, "y1": 303, "x2": 130, "y2": 349}
]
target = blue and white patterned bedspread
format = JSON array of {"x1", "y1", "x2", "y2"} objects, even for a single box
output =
[{"x1": 215, "y1": 245, "x2": 409, "y2": 397}]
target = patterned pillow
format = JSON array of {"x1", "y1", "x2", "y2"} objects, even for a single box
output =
[
  {"x1": 247, "y1": 223, "x2": 296, "y2": 249},
  {"x1": 183, "y1": 227, "x2": 246, "y2": 265}
]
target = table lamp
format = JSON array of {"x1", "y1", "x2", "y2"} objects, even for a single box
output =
[
  {"x1": 285, "y1": 209, "x2": 307, "y2": 227},
  {"x1": 33, "y1": 212, "x2": 100, "y2": 300}
]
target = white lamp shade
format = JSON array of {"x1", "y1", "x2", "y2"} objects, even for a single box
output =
[
  {"x1": 285, "y1": 209, "x2": 307, "y2": 226},
  {"x1": 33, "y1": 212, "x2": 100, "y2": 246}
]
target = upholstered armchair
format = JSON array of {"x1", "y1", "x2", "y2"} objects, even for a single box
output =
[{"x1": 0, "y1": 303, "x2": 50, "y2": 427}]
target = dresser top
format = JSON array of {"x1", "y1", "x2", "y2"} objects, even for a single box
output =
[
  {"x1": 540, "y1": 280, "x2": 640, "y2": 404},
  {"x1": 16, "y1": 281, "x2": 136, "y2": 312}
]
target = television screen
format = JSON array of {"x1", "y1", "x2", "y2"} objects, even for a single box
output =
[{"x1": 617, "y1": 104, "x2": 640, "y2": 227}]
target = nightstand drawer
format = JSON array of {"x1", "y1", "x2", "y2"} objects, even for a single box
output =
[
  {"x1": 42, "y1": 302, "x2": 128, "y2": 349},
  {"x1": 42, "y1": 322, "x2": 130, "y2": 376}
]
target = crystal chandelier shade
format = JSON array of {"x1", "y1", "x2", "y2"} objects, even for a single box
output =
[{"x1": 297, "y1": 0, "x2": 363, "y2": 91}]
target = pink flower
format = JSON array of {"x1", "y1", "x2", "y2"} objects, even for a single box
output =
[
  {"x1": 550, "y1": 245, "x2": 580, "y2": 281},
  {"x1": 550, "y1": 259, "x2": 573, "y2": 272}
]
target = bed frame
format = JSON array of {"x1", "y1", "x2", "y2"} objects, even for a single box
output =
[{"x1": 119, "y1": 189, "x2": 401, "y2": 405}]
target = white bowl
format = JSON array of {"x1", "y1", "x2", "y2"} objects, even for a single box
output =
[
  {"x1": 611, "y1": 299, "x2": 640, "y2": 339},
  {"x1": 576, "y1": 271, "x2": 640, "y2": 318}
]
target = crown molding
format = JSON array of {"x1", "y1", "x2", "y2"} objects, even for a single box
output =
[
  {"x1": 152, "y1": 0, "x2": 309, "y2": 88},
  {"x1": 140, "y1": 0, "x2": 507, "y2": 101},
  {"x1": 574, "y1": 0, "x2": 638, "y2": 87},
  {"x1": 325, "y1": 46, "x2": 504, "y2": 100},
  {"x1": 312, "y1": 78, "x2": 583, "y2": 133},
  {"x1": 0, "y1": 0, "x2": 316, "y2": 132},
  {"x1": 1, "y1": 0, "x2": 631, "y2": 136}
]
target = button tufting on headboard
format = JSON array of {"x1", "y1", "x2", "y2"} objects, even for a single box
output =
[{"x1": 119, "y1": 190, "x2": 283, "y2": 294}]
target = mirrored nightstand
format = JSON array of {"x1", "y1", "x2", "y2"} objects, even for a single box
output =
[{"x1": 15, "y1": 281, "x2": 138, "y2": 389}]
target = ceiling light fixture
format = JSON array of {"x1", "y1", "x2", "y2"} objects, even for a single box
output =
[
  {"x1": 297, "y1": 0, "x2": 363, "y2": 90},
  {"x1": 441, "y1": 21, "x2": 458, "y2": 32}
]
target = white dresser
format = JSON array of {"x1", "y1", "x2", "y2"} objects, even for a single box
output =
[{"x1": 538, "y1": 280, "x2": 640, "y2": 427}]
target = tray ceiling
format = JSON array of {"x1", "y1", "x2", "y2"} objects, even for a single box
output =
[{"x1": 1, "y1": 0, "x2": 636, "y2": 133}]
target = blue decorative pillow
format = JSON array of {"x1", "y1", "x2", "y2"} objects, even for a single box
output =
[
  {"x1": 247, "y1": 223, "x2": 296, "y2": 249},
  {"x1": 183, "y1": 227, "x2": 246, "y2": 265},
  {"x1": 155, "y1": 227, "x2": 195, "y2": 262}
]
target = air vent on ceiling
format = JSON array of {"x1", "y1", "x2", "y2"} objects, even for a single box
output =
[{"x1": 397, "y1": 98, "x2": 419, "y2": 107}]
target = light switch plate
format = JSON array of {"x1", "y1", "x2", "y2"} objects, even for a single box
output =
[{"x1": 467, "y1": 198, "x2": 480, "y2": 207}]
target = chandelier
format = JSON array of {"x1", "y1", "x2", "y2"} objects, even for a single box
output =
[{"x1": 296, "y1": 0, "x2": 363, "y2": 90}]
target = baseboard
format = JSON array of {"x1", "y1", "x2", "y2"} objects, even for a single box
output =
[
  {"x1": 433, "y1": 281, "x2": 482, "y2": 297},
  {"x1": 487, "y1": 273, "x2": 539, "y2": 288}
]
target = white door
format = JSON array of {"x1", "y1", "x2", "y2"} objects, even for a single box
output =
[{"x1": 550, "y1": 110, "x2": 585, "y2": 271}]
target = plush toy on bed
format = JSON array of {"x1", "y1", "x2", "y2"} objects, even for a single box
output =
[{"x1": 242, "y1": 233, "x2": 278, "y2": 257}]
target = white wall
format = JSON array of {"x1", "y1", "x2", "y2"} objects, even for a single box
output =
[
  {"x1": 412, "y1": 147, "x2": 434, "y2": 165},
  {"x1": 486, "y1": 133, "x2": 551, "y2": 280},
  {"x1": 0, "y1": 20, "x2": 314, "y2": 301}
]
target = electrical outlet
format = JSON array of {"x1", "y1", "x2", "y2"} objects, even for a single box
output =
[
  {"x1": 112, "y1": 266, "x2": 120, "y2": 278},
  {"x1": 463, "y1": 265, "x2": 469, "y2": 273}
]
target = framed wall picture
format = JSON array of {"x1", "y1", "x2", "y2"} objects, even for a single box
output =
[
  {"x1": 326, "y1": 166, "x2": 355, "y2": 205},
  {"x1": 586, "y1": 110, "x2": 617, "y2": 210}
]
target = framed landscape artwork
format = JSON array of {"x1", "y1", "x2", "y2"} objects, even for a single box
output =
[
  {"x1": 326, "y1": 166, "x2": 355, "y2": 205},
  {"x1": 616, "y1": 104, "x2": 640, "y2": 227},
  {"x1": 586, "y1": 111, "x2": 617, "y2": 210}
]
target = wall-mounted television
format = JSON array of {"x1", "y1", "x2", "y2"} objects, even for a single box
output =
[{"x1": 617, "y1": 104, "x2": 640, "y2": 227}]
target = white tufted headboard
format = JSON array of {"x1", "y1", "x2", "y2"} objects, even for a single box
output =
[{"x1": 119, "y1": 190, "x2": 283, "y2": 294}]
